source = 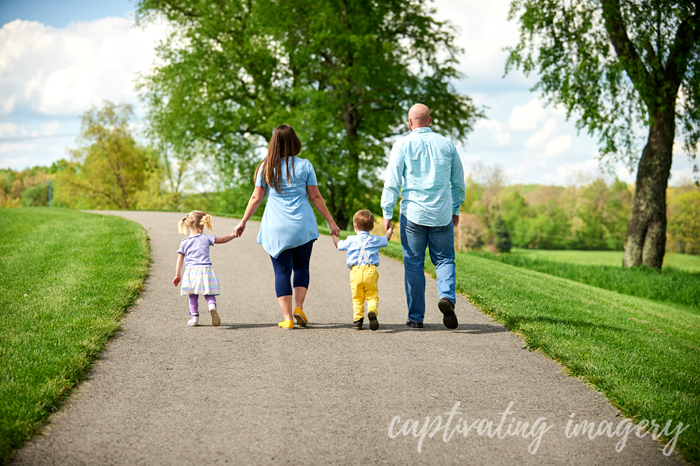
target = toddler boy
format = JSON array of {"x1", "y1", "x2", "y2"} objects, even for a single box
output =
[{"x1": 332, "y1": 210, "x2": 393, "y2": 330}]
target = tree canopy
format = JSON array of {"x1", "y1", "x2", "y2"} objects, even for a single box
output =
[
  {"x1": 136, "y1": 0, "x2": 481, "y2": 228},
  {"x1": 506, "y1": 0, "x2": 700, "y2": 269},
  {"x1": 59, "y1": 102, "x2": 162, "y2": 210}
]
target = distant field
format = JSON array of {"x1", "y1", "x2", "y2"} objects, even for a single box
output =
[
  {"x1": 472, "y1": 252, "x2": 700, "y2": 310},
  {"x1": 512, "y1": 248, "x2": 700, "y2": 271}
]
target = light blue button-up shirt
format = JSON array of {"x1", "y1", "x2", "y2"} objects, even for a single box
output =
[
  {"x1": 337, "y1": 231, "x2": 389, "y2": 268},
  {"x1": 381, "y1": 127, "x2": 465, "y2": 227}
]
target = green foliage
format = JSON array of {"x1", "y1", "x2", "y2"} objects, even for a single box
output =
[
  {"x1": 52, "y1": 102, "x2": 170, "y2": 210},
  {"x1": 20, "y1": 184, "x2": 49, "y2": 207},
  {"x1": 380, "y1": 241, "x2": 700, "y2": 463},
  {"x1": 472, "y1": 251, "x2": 700, "y2": 309},
  {"x1": 136, "y1": 0, "x2": 482, "y2": 228},
  {"x1": 0, "y1": 167, "x2": 52, "y2": 208},
  {"x1": 668, "y1": 190, "x2": 700, "y2": 254},
  {"x1": 492, "y1": 215, "x2": 512, "y2": 252},
  {"x1": 60, "y1": 102, "x2": 153, "y2": 209},
  {"x1": 572, "y1": 178, "x2": 632, "y2": 249},
  {"x1": 0, "y1": 208, "x2": 148, "y2": 464},
  {"x1": 507, "y1": 0, "x2": 700, "y2": 268},
  {"x1": 506, "y1": 0, "x2": 699, "y2": 165},
  {"x1": 463, "y1": 175, "x2": 636, "y2": 251}
]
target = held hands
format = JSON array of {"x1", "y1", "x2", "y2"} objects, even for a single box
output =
[
  {"x1": 328, "y1": 221, "x2": 340, "y2": 237},
  {"x1": 384, "y1": 218, "x2": 392, "y2": 234},
  {"x1": 173, "y1": 276, "x2": 181, "y2": 286},
  {"x1": 232, "y1": 221, "x2": 246, "y2": 238},
  {"x1": 331, "y1": 230, "x2": 339, "y2": 248}
]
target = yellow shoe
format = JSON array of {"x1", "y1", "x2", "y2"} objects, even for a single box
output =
[
  {"x1": 293, "y1": 307, "x2": 308, "y2": 327},
  {"x1": 278, "y1": 320, "x2": 294, "y2": 329}
]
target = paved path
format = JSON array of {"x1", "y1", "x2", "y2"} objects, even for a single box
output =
[{"x1": 14, "y1": 212, "x2": 683, "y2": 465}]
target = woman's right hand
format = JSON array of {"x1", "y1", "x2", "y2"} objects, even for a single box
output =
[
  {"x1": 329, "y1": 221, "x2": 340, "y2": 237},
  {"x1": 232, "y1": 221, "x2": 246, "y2": 238}
]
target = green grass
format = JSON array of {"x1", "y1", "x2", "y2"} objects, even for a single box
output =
[
  {"x1": 0, "y1": 208, "x2": 149, "y2": 464},
  {"x1": 511, "y1": 247, "x2": 700, "y2": 272},
  {"x1": 471, "y1": 252, "x2": 700, "y2": 310},
  {"x1": 381, "y1": 242, "x2": 700, "y2": 464}
]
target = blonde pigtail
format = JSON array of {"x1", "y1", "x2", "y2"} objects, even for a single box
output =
[
  {"x1": 200, "y1": 214, "x2": 214, "y2": 232},
  {"x1": 178, "y1": 217, "x2": 187, "y2": 235}
]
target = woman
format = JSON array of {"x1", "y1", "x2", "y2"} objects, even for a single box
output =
[{"x1": 232, "y1": 124, "x2": 340, "y2": 329}]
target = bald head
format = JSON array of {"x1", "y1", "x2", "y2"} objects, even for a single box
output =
[{"x1": 408, "y1": 104, "x2": 431, "y2": 130}]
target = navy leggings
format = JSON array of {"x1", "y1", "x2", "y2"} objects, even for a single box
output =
[{"x1": 270, "y1": 240, "x2": 314, "y2": 297}]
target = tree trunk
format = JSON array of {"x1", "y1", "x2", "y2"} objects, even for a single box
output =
[{"x1": 622, "y1": 106, "x2": 675, "y2": 269}]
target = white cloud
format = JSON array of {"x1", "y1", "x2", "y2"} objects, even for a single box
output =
[
  {"x1": 433, "y1": 0, "x2": 534, "y2": 92},
  {"x1": 524, "y1": 118, "x2": 557, "y2": 149},
  {"x1": 509, "y1": 98, "x2": 550, "y2": 131},
  {"x1": 615, "y1": 165, "x2": 635, "y2": 180},
  {"x1": 669, "y1": 167, "x2": 696, "y2": 185},
  {"x1": 0, "y1": 143, "x2": 36, "y2": 153},
  {"x1": 476, "y1": 119, "x2": 510, "y2": 146},
  {"x1": 0, "y1": 122, "x2": 21, "y2": 137},
  {"x1": 0, "y1": 17, "x2": 168, "y2": 116},
  {"x1": 0, "y1": 156, "x2": 30, "y2": 169},
  {"x1": 544, "y1": 135, "x2": 573, "y2": 158},
  {"x1": 36, "y1": 121, "x2": 61, "y2": 137},
  {"x1": 548, "y1": 159, "x2": 599, "y2": 181},
  {"x1": 1, "y1": 95, "x2": 15, "y2": 114}
]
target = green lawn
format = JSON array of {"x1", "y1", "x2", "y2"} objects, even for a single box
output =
[
  {"x1": 471, "y1": 252, "x2": 700, "y2": 310},
  {"x1": 511, "y1": 247, "x2": 700, "y2": 271},
  {"x1": 0, "y1": 208, "x2": 149, "y2": 463},
  {"x1": 381, "y1": 242, "x2": 700, "y2": 464}
]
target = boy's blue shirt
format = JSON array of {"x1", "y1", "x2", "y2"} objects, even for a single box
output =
[{"x1": 337, "y1": 231, "x2": 389, "y2": 268}]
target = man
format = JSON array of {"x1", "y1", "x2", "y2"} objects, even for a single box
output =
[{"x1": 381, "y1": 103, "x2": 465, "y2": 329}]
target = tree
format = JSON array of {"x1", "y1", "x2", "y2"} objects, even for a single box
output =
[
  {"x1": 492, "y1": 215, "x2": 513, "y2": 253},
  {"x1": 506, "y1": 0, "x2": 700, "y2": 269},
  {"x1": 575, "y1": 178, "x2": 631, "y2": 249},
  {"x1": 471, "y1": 163, "x2": 507, "y2": 231},
  {"x1": 668, "y1": 190, "x2": 700, "y2": 253},
  {"x1": 136, "y1": 0, "x2": 481, "y2": 228},
  {"x1": 64, "y1": 102, "x2": 159, "y2": 209}
]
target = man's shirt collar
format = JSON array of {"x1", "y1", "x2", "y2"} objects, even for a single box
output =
[{"x1": 411, "y1": 126, "x2": 433, "y2": 133}]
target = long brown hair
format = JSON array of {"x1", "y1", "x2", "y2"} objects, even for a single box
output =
[{"x1": 255, "y1": 124, "x2": 301, "y2": 193}]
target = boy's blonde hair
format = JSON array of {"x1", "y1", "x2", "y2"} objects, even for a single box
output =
[
  {"x1": 353, "y1": 210, "x2": 375, "y2": 232},
  {"x1": 178, "y1": 211, "x2": 213, "y2": 234}
]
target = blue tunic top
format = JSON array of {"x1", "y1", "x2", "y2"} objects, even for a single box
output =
[{"x1": 255, "y1": 156, "x2": 319, "y2": 259}]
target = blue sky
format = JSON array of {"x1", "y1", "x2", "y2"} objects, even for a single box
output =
[
  {"x1": 0, "y1": 0, "x2": 134, "y2": 28},
  {"x1": 0, "y1": 0, "x2": 695, "y2": 186}
]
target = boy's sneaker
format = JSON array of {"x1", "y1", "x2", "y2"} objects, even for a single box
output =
[
  {"x1": 352, "y1": 318, "x2": 363, "y2": 330},
  {"x1": 187, "y1": 315, "x2": 199, "y2": 327},
  {"x1": 438, "y1": 298, "x2": 458, "y2": 329},
  {"x1": 368, "y1": 311, "x2": 379, "y2": 331},
  {"x1": 209, "y1": 306, "x2": 220, "y2": 327}
]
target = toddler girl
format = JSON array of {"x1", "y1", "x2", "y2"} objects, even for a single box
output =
[{"x1": 173, "y1": 211, "x2": 235, "y2": 326}]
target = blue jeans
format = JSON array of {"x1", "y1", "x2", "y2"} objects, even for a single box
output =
[{"x1": 400, "y1": 215, "x2": 456, "y2": 323}]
